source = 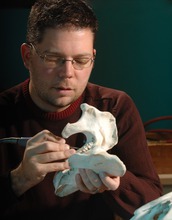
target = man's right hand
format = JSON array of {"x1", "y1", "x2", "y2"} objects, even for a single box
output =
[{"x1": 10, "y1": 129, "x2": 76, "y2": 196}]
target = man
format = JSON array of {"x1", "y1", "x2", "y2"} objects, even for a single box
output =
[{"x1": 0, "y1": 0, "x2": 162, "y2": 219}]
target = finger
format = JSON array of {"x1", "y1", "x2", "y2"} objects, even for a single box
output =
[
  {"x1": 35, "y1": 159, "x2": 71, "y2": 175},
  {"x1": 85, "y1": 170, "x2": 109, "y2": 193},
  {"x1": 76, "y1": 171, "x2": 108, "y2": 194},
  {"x1": 75, "y1": 173, "x2": 88, "y2": 192},
  {"x1": 96, "y1": 185, "x2": 109, "y2": 193},
  {"x1": 35, "y1": 148, "x2": 76, "y2": 163},
  {"x1": 25, "y1": 141, "x2": 72, "y2": 157},
  {"x1": 76, "y1": 169, "x2": 97, "y2": 193},
  {"x1": 47, "y1": 160, "x2": 71, "y2": 171},
  {"x1": 85, "y1": 169, "x2": 102, "y2": 188},
  {"x1": 27, "y1": 130, "x2": 65, "y2": 146},
  {"x1": 99, "y1": 172, "x2": 120, "y2": 190}
]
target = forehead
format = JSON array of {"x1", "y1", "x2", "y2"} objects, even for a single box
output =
[
  {"x1": 42, "y1": 27, "x2": 94, "y2": 45},
  {"x1": 38, "y1": 28, "x2": 94, "y2": 55}
]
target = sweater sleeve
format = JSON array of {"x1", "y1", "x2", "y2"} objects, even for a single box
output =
[
  {"x1": 0, "y1": 172, "x2": 22, "y2": 215},
  {"x1": 105, "y1": 92, "x2": 163, "y2": 219}
]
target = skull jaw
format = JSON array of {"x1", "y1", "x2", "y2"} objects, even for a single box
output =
[
  {"x1": 53, "y1": 169, "x2": 79, "y2": 197},
  {"x1": 53, "y1": 151, "x2": 126, "y2": 197}
]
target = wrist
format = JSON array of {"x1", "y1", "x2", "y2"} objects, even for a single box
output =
[{"x1": 10, "y1": 165, "x2": 31, "y2": 197}]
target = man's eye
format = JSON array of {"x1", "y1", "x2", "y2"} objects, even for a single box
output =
[
  {"x1": 45, "y1": 56, "x2": 62, "y2": 62},
  {"x1": 75, "y1": 58, "x2": 90, "y2": 64}
]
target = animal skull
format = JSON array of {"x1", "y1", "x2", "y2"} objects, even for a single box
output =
[
  {"x1": 130, "y1": 192, "x2": 172, "y2": 220},
  {"x1": 53, "y1": 103, "x2": 126, "y2": 197}
]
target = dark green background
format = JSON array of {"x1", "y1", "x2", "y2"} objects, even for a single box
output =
[{"x1": 1, "y1": 0, "x2": 172, "y2": 124}]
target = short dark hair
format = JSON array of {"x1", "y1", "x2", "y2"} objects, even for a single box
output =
[{"x1": 26, "y1": 0, "x2": 98, "y2": 44}]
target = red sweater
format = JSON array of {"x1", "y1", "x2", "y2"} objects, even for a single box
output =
[{"x1": 0, "y1": 79, "x2": 162, "y2": 220}]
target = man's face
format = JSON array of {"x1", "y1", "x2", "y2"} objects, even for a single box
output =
[{"x1": 24, "y1": 28, "x2": 95, "y2": 112}]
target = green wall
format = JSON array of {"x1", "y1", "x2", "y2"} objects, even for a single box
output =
[
  {"x1": 1, "y1": 0, "x2": 172, "y2": 123},
  {"x1": 1, "y1": 9, "x2": 30, "y2": 89}
]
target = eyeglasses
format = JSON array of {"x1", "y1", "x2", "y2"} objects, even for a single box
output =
[{"x1": 29, "y1": 43, "x2": 95, "y2": 70}]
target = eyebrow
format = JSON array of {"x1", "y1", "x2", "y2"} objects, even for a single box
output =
[
  {"x1": 43, "y1": 51, "x2": 93, "y2": 58},
  {"x1": 41, "y1": 47, "x2": 92, "y2": 57}
]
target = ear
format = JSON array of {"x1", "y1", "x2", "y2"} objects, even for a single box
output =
[
  {"x1": 92, "y1": 49, "x2": 96, "y2": 69},
  {"x1": 93, "y1": 49, "x2": 96, "y2": 57},
  {"x1": 21, "y1": 43, "x2": 32, "y2": 69}
]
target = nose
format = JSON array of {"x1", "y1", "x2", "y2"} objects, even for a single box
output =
[{"x1": 58, "y1": 60, "x2": 74, "y2": 78}]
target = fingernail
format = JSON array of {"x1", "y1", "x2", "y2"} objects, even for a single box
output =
[
  {"x1": 64, "y1": 144, "x2": 70, "y2": 150},
  {"x1": 69, "y1": 149, "x2": 76, "y2": 154}
]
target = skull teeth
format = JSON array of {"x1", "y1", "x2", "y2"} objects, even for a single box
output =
[{"x1": 77, "y1": 142, "x2": 94, "y2": 154}]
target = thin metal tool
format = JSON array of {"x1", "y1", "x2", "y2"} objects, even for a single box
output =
[
  {"x1": 0, "y1": 137, "x2": 31, "y2": 147},
  {"x1": 0, "y1": 137, "x2": 79, "y2": 149}
]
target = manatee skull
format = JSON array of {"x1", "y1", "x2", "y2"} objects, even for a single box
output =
[{"x1": 53, "y1": 103, "x2": 126, "y2": 197}]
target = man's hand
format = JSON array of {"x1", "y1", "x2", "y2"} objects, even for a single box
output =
[
  {"x1": 75, "y1": 168, "x2": 120, "y2": 194},
  {"x1": 11, "y1": 130, "x2": 76, "y2": 196}
]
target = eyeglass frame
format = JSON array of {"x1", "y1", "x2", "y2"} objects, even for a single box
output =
[{"x1": 28, "y1": 43, "x2": 95, "y2": 70}]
